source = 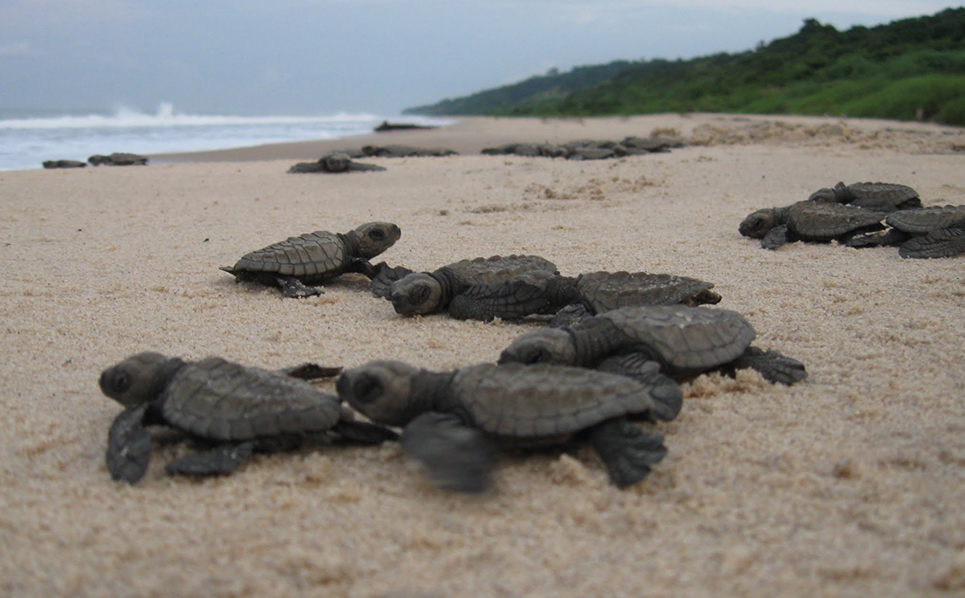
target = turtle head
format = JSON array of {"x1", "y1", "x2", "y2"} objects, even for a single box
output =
[
  {"x1": 321, "y1": 152, "x2": 351, "y2": 172},
  {"x1": 336, "y1": 360, "x2": 422, "y2": 426},
  {"x1": 99, "y1": 352, "x2": 173, "y2": 407},
  {"x1": 351, "y1": 222, "x2": 402, "y2": 259},
  {"x1": 389, "y1": 273, "x2": 441, "y2": 316},
  {"x1": 738, "y1": 208, "x2": 778, "y2": 239},
  {"x1": 498, "y1": 328, "x2": 576, "y2": 366}
]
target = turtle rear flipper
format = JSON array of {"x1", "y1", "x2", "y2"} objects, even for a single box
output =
[
  {"x1": 587, "y1": 418, "x2": 666, "y2": 488},
  {"x1": 165, "y1": 441, "x2": 254, "y2": 477},
  {"x1": 730, "y1": 347, "x2": 807, "y2": 385},
  {"x1": 899, "y1": 227, "x2": 965, "y2": 259},
  {"x1": 761, "y1": 224, "x2": 790, "y2": 250},
  {"x1": 106, "y1": 403, "x2": 154, "y2": 484},
  {"x1": 400, "y1": 412, "x2": 497, "y2": 494}
]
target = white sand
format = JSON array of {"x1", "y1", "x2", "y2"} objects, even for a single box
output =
[{"x1": 2, "y1": 114, "x2": 964, "y2": 598}]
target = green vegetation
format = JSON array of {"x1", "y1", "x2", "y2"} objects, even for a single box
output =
[
  {"x1": 404, "y1": 8, "x2": 965, "y2": 126},
  {"x1": 403, "y1": 61, "x2": 633, "y2": 116}
]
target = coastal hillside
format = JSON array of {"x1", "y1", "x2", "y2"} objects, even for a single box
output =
[{"x1": 404, "y1": 7, "x2": 965, "y2": 125}]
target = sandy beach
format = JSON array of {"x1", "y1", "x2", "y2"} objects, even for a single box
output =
[{"x1": 2, "y1": 113, "x2": 965, "y2": 598}]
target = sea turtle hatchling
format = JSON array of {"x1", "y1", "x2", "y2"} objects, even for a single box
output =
[
  {"x1": 446, "y1": 270, "x2": 721, "y2": 322},
  {"x1": 221, "y1": 221, "x2": 401, "y2": 297},
  {"x1": 739, "y1": 200, "x2": 888, "y2": 250},
  {"x1": 848, "y1": 204, "x2": 965, "y2": 258},
  {"x1": 807, "y1": 182, "x2": 922, "y2": 212},
  {"x1": 336, "y1": 360, "x2": 680, "y2": 493},
  {"x1": 287, "y1": 151, "x2": 387, "y2": 174},
  {"x1": 88, "y1": 152, "x2": 149, "y2": 166},
  {"x1": 499, "y1": 305, "x2": 807, "y2": 386},
  {"x1": 99, "y1": 352, "x2": 397, "y2": 484},
  {"x1": 371, "y1": 255, "x2": 559, "y2": 316}
]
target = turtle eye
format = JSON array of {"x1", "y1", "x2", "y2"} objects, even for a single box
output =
[
  {"x1": 410, "y1": 285, "x2": 430, "y2": 305},
  {"x1": 352, "y1": 374, "x2": 383, "y2": 404},
  {"x1": 113, "y1": 370, "x2": 132, "y2": 392},
  {"x1": 101, "y1": 368, "x2": 131, "y2": 394},
  {"x1": 369, "y1": 229, "x2": 386, "y2": 241},
  {"x1": 524, "y1": 347, "x2": 549, "y2": 365}
]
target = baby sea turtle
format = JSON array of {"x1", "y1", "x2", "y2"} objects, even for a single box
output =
[
  {"x1": 42, "y1": 159, "x2": 87, "y2": 169},
  {"x1": 807, "y1": 182, "x2": 921, "y2": 212},
  {"x1": 287, "y1": 151, "x2": 387, "y2": 174},
  {"x1": 849, "y1": 204, "x2": 965, "y2": 258},
  {"x1": 739, "y1": 201, "x2": 887, "y2": 250},
  {"x1": 221, "y1": 221, "x2": 401, "y2": 297},
  {"x1": 360, "y1": 145, "x2": 458, "y2": 158},
  {"x1": 499, "y1": 305, "x2": 807, "y2": 386},
  {"x1": 88, "y1": 152, "x2": 148, "y2": 166},
  {"x1": 446, "y1": 270, "x2": 721, "y2": 322},
  {"x1": 99, "y1": 352, "x2": 397, "y2": 484},
  {"x1": 371, "y1": 255, "x2": 559, "y2": 316},
  {"x1": 336, "y1": 360, "x2": 679, "y2": 493}
]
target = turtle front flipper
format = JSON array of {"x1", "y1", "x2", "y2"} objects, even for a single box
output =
[
  {"x1": 348, "y1": 257, "x2": 380, "y2": 279},
  {"x1": 400, "y1": 412, "x2": 497, "y2": 494},
  {"x1": 595, "y1": 355, "x2": 683, "y2": 421},
  {"x1": 761, "y1": 224, "x2": 790, "y2": 250},
  {"x1": 334, "y1": 419, "x2": 400, "y2": 445},
  {"x1": 165, "y1": 441, "x2": 255, "y2": 477},
  {"x1": 106, "y1": 403, "x2": 154, "y2": 484},
  {"x1": 899, "y1": 227, "x2": 965, "y2": 259},
  {"x1": 277, "y1": 363, "x2": 343, "y2": 380},
  {"x1": 370, "y1": 264, "x2": 415, "y2": 297},
  {"x1": 549, "y1": 304, "x2": 593, "y2": 328},
  {"x1": 730, "y1": 346, "x2": 807, "y2": 385},
  {"x1": 346, "y1": 161, "x2": 387, "y2": 172},
  {"x1": 586, "y1": 417, "x2": 666, "y2": 488},
  {"x1": 279, "y1": 276, "x2": 324, "y2": 298}
]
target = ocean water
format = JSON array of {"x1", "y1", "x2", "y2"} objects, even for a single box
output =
[{"x1": 0, "y1": 103, "x2": 450, "y2": 171}]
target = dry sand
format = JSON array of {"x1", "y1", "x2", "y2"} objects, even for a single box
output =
[{"x1": 2, "y1": 114, "x2": 964, "y2": 598}]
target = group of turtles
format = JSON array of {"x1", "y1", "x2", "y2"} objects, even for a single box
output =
[
  {"x1": 100, "y1": 219, "x2": 807, "y2": 492},
  {"x1": 43, "y1": 152, "x2": 150, "y2": 168},
  {"x1": 739, "y1": 181, "x2": 965, "y2": 258},
  {"x1": 285, "y1": 134, "x2": 685, "y2": 175},
  {"x1": 480, "y1": 135, "x2": 684, "y2": 161}
]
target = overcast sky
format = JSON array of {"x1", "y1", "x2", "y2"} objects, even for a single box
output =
[{"x1": 0, "y1": 0, "x2": 959, "y2": 116}]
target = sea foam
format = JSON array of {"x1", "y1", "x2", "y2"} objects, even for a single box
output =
[{"x1": 0, "y1": 103, "x2": 447, "y2": 171}]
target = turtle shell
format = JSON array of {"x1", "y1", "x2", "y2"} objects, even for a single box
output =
[
  {"x1": 451, "y1": 362, "x2": 675, "y2": 437},
  {"x1": 576, "y1": 271, "x2": 718, "y2": 313},
  {"x1": 787, "y1": 202, "x2": 884, "y2": 240},
  {"x1": 161, "y1": 357, "x2": 342, "y2": 441},
  {"x1": 885, "y1": 205, "x2": 965, "y2": 234},
  {"x1": 228, "y1": 231, "x2": 347, "y2": 284},
  {"x1": 444, "y1": 255, "x2": 559, "y2": 285},
  {"x1": 898, "y1": 227, "x2": 965, "y2": 259},
  {"x1": 844, "y1": 182, "x2": 920, "y2": 210},
  {"x1": 600, "y1": 306, "x2": 757, "y2": 372}
]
